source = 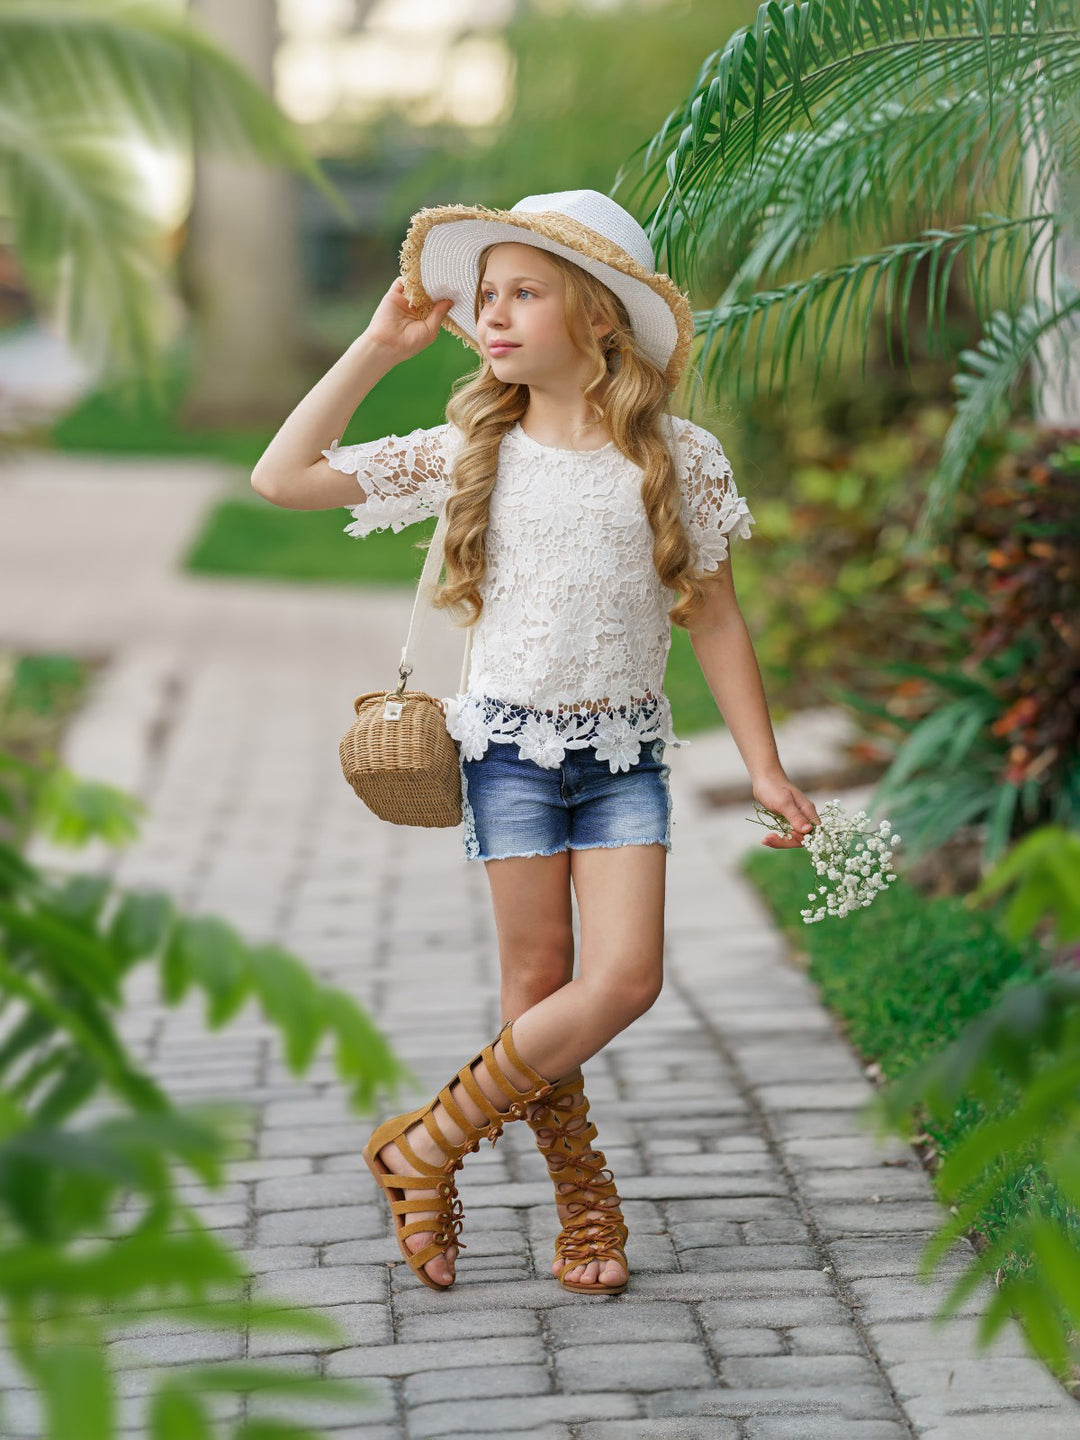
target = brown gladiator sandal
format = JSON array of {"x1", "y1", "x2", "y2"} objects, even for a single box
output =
[
  {"x1": 524, "y1": 1069, "x2": 630, "y2": 1295},
  {"x1": 362, "y1": 1017, "x2": 556, "y2": 1291}
]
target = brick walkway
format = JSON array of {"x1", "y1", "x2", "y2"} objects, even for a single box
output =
[{"x1": 5, "y1": 453, "x2": 1079, "y2": 1439}]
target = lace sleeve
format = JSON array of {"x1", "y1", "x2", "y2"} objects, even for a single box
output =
[
  {"x1": 323, "y1": 422, "x2": 455, "y2": 538},
  {"x1": 674, "y1": 419, "x2": 755, "y2": 572}
]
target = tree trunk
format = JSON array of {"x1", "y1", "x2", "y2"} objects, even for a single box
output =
[
  {"x1": 178, "y1": 0, "x2": 309, "y2": 426},
  {"x1": 1023, "y1": 91, "x2": 1080, "y2": 426}
]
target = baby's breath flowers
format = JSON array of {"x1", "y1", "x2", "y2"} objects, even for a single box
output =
[{"x1": 750, "y1": 797, "x2": 901, "y2": 923}]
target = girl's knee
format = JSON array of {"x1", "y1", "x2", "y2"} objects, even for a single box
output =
[
  {"x1": 501, "y1": 945, "x2": 574, "y2": 1008},
  {"x1": 628, "y1": 971, "x2": 663, "y2": 1018},
  {"x1": 583, "y1": 959, "x2": 662, "y2": 1022}
]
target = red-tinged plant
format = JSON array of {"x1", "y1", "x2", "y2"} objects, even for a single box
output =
[{"x1": 856, "y1": 426, "x2": 1080, "y2": 866}]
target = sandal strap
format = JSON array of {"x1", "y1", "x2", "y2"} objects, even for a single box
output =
[
  {"x1": 524, "y1": 1073, "x2": 630, "y2": 1272},
  {"x1": 366, "y1": 1018, "x2": 558, "y2": 1287},
  {"x1": 559, "y1": 1236, "x2": 627, "y2": 1264},
  {"x1": 499, "y1": 1020, "x2": 556, "y2": 1090}
]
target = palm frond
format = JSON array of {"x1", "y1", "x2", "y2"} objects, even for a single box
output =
[
  {"x1": 915, "y1": 280, "x2": 1080, "y2": 542},
  {"x1": 616, "y1": 0, "x2": 1073, "y2": 282},
  {"x1": 693, "y1": 78, "x2": 1048, "y2": 324},
  {"x1": 1, "y1": 110, "x2": 180, "y2": 388},
  {"x1": 1, "y1": 0, "x2": 325, "y2": 179},
  {"x1": 688, "y1": 212, "x2": 1058, "y2": 405},
  {"x1": 0, "y1": 0, "x2": 350, "y2": 387}
]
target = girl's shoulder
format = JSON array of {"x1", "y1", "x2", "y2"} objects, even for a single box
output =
[{"x1": 662, "y1": 414, "x2": 733, "y2": 479}]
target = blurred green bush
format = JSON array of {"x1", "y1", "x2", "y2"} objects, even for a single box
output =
[{"x1": 0, "y1": 669, "x2": 413, "y2": 1437}]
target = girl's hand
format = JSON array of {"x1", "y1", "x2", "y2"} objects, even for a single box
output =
[
  {"x1": 752, "y1": 771, "x2": 821, "y2": 848},
  {"x1": 364, "y1": 277, "x2": 455, "y2": 361}
]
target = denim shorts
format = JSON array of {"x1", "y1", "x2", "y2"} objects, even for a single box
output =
[{"x1": 459, "y1": 737, "x2": 673, "y2": 862}]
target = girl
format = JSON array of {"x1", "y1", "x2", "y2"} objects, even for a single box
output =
[{"x1": 252, "y1": 189, "x2": 820, "y2": 1298}]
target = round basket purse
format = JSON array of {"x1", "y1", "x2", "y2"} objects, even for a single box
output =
[{"x1": 340, "y1": 503, "x2": 474, "y2": 828}]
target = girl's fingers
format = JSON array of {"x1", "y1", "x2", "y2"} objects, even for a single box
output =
[{"x1": 795, "y1": 795, "x2": 819, "y2": 829}]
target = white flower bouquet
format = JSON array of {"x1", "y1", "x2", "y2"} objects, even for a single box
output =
[{"x1": 752, "y1": 797, "x2": 901, "y2": 923}]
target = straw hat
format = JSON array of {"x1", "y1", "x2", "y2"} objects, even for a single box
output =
[{"x1": 398, "y1": 189, "x2": 695, "y2": 392}]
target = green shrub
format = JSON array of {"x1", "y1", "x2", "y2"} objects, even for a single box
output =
[
  {"x1": 0, "y1": 702, "x2": 414, "y2": 1434},
  {"x1": 847, "y1": 427, "x2": 1080, "y2": 866},
  {"x1": 744, "y1": 829, "x2": 1080, "y2": 1379}
]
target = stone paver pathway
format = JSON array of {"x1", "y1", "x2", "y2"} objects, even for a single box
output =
[{"x1": 4, "y1": 452, "x2": 1079, "y2": 1439}]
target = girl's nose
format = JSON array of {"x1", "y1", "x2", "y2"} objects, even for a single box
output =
[{"x1": 485, "y1": 292, "x2": 510, "y2": 321}]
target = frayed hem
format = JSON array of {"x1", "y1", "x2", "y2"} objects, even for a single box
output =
[
  {"x1": 466, "y1": 836, "x2": 672, "y2": 861},
  {"x1": 469, "y1": 842, "x2": 571, "y2": 863}
]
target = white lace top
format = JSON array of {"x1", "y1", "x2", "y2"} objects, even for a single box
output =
[{"x1": 323, "y1": 415, "x2": 755, "y2": 772}]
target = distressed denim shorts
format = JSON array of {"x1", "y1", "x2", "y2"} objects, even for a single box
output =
[{"x1": 459, "y1": 737, "x2": 673, "y2": 862}]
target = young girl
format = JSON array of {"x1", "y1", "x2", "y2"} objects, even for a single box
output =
[{"x1": 252, "y1": 189, "x2": 820, "y2": 1298}]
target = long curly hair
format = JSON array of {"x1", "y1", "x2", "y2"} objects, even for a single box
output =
[{"x1": 428, "y1": 243, "x2": 710, "y2": 632}]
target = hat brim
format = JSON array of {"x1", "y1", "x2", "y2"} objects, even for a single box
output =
[{"x1": 398, "y1": 203, "x2": 694, "y2": 393}]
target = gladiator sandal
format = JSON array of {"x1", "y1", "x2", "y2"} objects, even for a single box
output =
[
  {"x1": 362, "y1": 1017, "x2": 556, "y2": 1291},
  {"x1": 524, "y1": 1069, "x2": 630, "y2": 1295}
]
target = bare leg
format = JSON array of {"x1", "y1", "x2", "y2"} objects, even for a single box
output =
[
  {"x1": 375, "y1": 843, "x2": 665, "y2": 1288},
  {"x1": 486, "y1": 849, "x2": 576, "y2": 1026},
  {"x1": 482, "y1": 851, "x2": 586, "y2": 1285},
  {"x1": 378, "y1": 851, "x2": 575, "y2": 1286}
]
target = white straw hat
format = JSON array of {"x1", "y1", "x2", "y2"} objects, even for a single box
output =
[{"x1": 398, "y1": 189, "x2": 695, "y2": 392}]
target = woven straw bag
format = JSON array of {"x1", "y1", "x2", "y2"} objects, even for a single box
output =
[{"x1": 340, "y1": 503, "x2": 474, "y2": 827}]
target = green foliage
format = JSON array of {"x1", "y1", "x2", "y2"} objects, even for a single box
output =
[
  {"x1": 625, "y1": 0, "x2": 1080, "y2": 547},
  {"x1": 868, "y1": 942, "x2": 1080, "y2": 1375},
  {"x1": 1, "y1": 655, "x2": 85, "y2": 719},
  {"x1": 0, "y1": 653, "x2": 95, "y2": 773},
  {"x1": 48, "y1": 347, "x2": 272, "y2": 461},
  {"x1": 967, "y1": 827, "x2": 1080, "y2": 948},
  {"x1": 704, "y1": 397, "x2": 961, "y2": 718},
  {"x1": 747, "y1": 823, "x2": 1080, "y2": 1378},
  {"x1": 743, "y1": 847, "x2": 1045, "y2": 1082},
  {"x1": 852, "y1": 426, "x2": 1080, "y2": 866},
  {"x1": 0, "y1": 746, "x2": 413, "y2": 1435},
  {"x1": 52, "y1": 310, "x2": 476, "y2": 460},
  {"x1": 2, "y1": 0, "x2": 347, "y2": 404}
]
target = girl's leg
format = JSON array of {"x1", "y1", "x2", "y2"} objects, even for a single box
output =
[
  {"x1": 485, "y1": 850, "x2": 576, "y2": 1018},
  {"x1": 375, "y1": 851, "x2": 574, "y2": 1287},
  {"x1": 374, "y1": 843, "x2": 665, "y2": 1287},
  {"x1": 484, "y1": 850, "x2": 591, "y2": 1284},
  {"x1": 538, "y1": 841, "x2": 665, "y2": 1287}
]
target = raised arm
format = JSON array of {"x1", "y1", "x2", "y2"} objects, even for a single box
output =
[{"x1": 250, "y1": 278, "x2": 454, "y2": 510}]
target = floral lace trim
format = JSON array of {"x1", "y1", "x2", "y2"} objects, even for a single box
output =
[
  {"x1": 459, "y1": 751, "x2": 481, "y2": 860},
  {"x1": 444, "y1": 693, "x2": 687, "y2": 773}
]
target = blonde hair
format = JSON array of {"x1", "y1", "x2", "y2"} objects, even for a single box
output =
[{"x1": 427, "y1": 244, "x2": 710, "y2": 632}]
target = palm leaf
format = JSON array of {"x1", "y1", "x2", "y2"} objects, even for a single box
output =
[
  {"x1": 916, "y1": 281, "x2": 1080, "y2": 541},
  {"x1": 613, "y1": 0, "x2": 1080, "y2": 546},
  {"x1": 0, "y1": 0, "x2": 349, "y2": 389}
]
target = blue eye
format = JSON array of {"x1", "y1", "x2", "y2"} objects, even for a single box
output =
[{"x1": 482, "y1": 288, "x2": 533, "y2": 301}]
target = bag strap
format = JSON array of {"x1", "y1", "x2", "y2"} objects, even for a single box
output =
[{"x1": 395, "y1": 505, "x2": 473, "y2": 697}]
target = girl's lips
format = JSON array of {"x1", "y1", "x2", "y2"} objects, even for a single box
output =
[{"x1": 489, "y1": 343, "x2": 519, "y2": 353}]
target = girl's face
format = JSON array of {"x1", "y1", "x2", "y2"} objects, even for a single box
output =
[{"x1": 477, "y1": 242, "x2": 605, "y2": 384}]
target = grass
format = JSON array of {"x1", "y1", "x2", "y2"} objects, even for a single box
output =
[
  {"x1": 186, "y1": 496, "x2": 438, "y2": 587},
  {"x1": 743, "y1": 845, "x2": 1043, "y2": 1086},
  {"x1": 0, "y1": 652, "x2": 97, "y2": 766},
  {"x1": 741, "y1": 842, "x2": 1076, "y2": 1279},
  {"x1": 50, "y1": 346, "x2": 269, "y2": 467}
]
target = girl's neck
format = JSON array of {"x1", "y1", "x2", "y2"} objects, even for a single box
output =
[{"x1": 520, "y1": 384, "x2": 614, "y2": 452}]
